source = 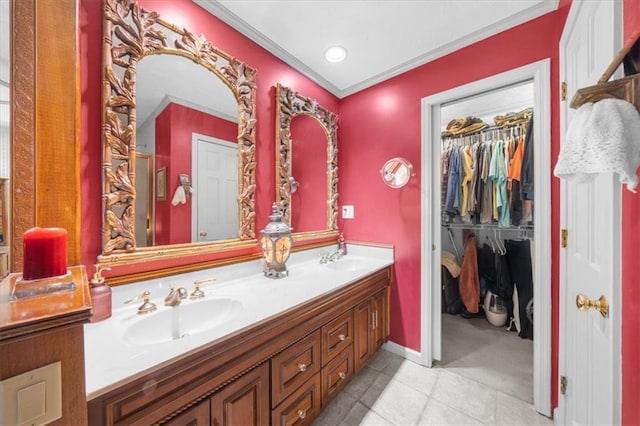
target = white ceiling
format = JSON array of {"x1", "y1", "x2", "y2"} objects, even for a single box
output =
[{"x1": 195, "y1": 0, "x2": 558, "y2": 98}]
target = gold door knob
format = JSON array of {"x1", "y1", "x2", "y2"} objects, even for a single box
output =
[
  {"x1": 298, "y1": 363, "x2": 307, "y2": 372},
  {"x1": 576, "y1": 293, "x2": 609, "y2": 318},
  {"x1": 338, "y1": 333, "x2": 346, "y2": 341}
]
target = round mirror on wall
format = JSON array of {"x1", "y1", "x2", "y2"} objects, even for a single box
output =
[{"x1": 381, "y1": 157, "x2": 414, "y2": 188}]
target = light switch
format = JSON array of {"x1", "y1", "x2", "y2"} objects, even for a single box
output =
[
  {"x1": 17, "y1": 381, "x2": 46, "y2": 424},
  {"x1": 342, "y1": 205, "x2": 354, "y2": 219},
  {"x1": 0, "y1": 361, "x2": 61, "y2": 426}
]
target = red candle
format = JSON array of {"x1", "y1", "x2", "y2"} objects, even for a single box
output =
[{"x1": 22, "y1": 227, "x2": 68, "y2": 280}]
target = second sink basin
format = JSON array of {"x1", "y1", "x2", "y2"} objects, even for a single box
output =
[
  {"x1": 324, "y1": 258, "x2": 375, "y2": 272},
  {"x1": 124, "y1": 298, "x2": 242, "y2": 345}
]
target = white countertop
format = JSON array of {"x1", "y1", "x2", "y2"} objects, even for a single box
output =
[{"x1": 84, "y1": 244, "x2": 393, "y2": 399}]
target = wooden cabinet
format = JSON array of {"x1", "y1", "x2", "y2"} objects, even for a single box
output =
[
  {"x1": 321, "y1": 309, "x2": 353, "y2": 366},
  {"x1": 271, "y1": 374, "x2": 322, "y2": 426},
  {"x1": 354, "y1": 288, "x2": 389, "y2": 372},
  {"x1": 211, "y1": 363, "x2": 270, "y2": 426},
  {"x1": 87, "y1": 267, "x2": 391, "y2": 425},
  {"x1": 321, "y1": 345, "x2": 354, "y2": 404},
  {"x1": 164, "y1": 400, "x2": 210, "y2": 426},
  {"x1": 272, "y1": 331, "x2": 321, "y2": 407}
]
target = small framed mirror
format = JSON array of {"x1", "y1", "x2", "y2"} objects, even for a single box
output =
[{"x1": 381, "y1": 157, "x2": 414, "y2": 188}]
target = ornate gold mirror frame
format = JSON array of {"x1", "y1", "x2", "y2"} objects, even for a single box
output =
[
  {"x1": 99, "y1": 0, "x2": 257, "y2": 265},
  {"x1": 275, "y1": 84, "x2": 339, "y2": 240}
]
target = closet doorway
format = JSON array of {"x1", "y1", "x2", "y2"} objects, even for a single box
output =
[{"x1": 420, "y1": 59, "x2": 551, "y2": 416}]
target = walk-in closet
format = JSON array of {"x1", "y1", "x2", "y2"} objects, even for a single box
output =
[{"x1": 438, "y1": 81, "x2": 537, "y2": 404}]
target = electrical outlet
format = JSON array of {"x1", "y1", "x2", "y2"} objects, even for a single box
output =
[{"x1": 342, "y1": 205, "x2": 354, "y2": 219}]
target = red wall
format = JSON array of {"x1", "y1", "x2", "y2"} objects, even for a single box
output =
[
  {"x1": 154, "y1": 103, "x2": 236, "y2": 245},
  {"x1": 622, "y1": 0, "x2": 640, "y2": 422},
  {"x1": 339, "y1": 4, "x2": 570, "y2": 410},
  {"x1": 79, "y1": 0, "x2": 339, "y2": 273}
]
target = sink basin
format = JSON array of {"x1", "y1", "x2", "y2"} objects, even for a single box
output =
[
  {"x1": 124, "y1": 298, "x2": 242, "y2": 345},
  {"x1": 324, "y1": 258, "x2": 374, "y2": 272}
]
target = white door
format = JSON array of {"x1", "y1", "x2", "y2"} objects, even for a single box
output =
[
  {"x1": 558, "y1": 1, "x2": 621, "y2": 424},
  {"x1": 135, "y1": 153, "x2": 153, "y2": 247},
  {"x1": 192, "y1": 134, "x2": 238, "y2": 242}
]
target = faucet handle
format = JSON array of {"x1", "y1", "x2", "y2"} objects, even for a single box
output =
[
  {"x1": 124, "y1": 290, "x2": 150, "y2": 305},
  {"x1": 125, "y1": 291, "x2": 157, "y2": 314},
  {"x1": 190, "y1": 281, "x2": 205, "y2": 299}
]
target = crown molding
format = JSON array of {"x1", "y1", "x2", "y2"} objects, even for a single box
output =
[{"x1": 195, "y1": 0, "x2": 559, "y2": 99}]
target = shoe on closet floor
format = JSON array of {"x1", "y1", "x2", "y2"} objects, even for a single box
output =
[{"x1": 460, "y1": 307, "x2": 485, "y2": 319}]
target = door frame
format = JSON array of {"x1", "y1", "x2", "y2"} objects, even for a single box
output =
[
  {"x1": 191, "y1": 133, "x2": 238, "y2": 243},
  {"x1": 556, "y1": 0, "x2": 622, "y2": 422},
  {"x1": 420, "y1": 59, "x2": 552, "y2": 416}
]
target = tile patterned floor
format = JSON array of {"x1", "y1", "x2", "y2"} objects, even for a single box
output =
[{"x1": 312, "y1": 349, "x2": 553, "y2": 425}]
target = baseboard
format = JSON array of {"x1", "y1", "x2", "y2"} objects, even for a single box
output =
[{"x1": 382, "y1": 341, "x2": 424, "y2": 365}]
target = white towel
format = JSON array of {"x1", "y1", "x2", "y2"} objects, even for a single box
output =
[
  {"x1": 554, "y1": 98, "x2": 640, "y2": 192},
  {"x1": 171, "y1": 185, "x2": 186, "y2": 206}
]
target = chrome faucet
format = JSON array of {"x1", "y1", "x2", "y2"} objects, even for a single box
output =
[
  {"x1": 164, "y1": 285, "x2": 188, "y2": 307},
  {"x1": 320, "y1": 250, "x2": 343, "y2": 264}
]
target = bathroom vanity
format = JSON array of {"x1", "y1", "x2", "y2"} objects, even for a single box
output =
[{"x1": 85, "y1": 245, "x2": 393, "y2": 425}]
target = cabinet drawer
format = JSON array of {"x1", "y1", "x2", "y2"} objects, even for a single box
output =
[
  {"x1": 271, "y1": 374, "x2": 321, "y2": 426},
  {"x1": 321, "y1": 344, "x2": 353, "y2": 406},
  {"x1": 271, "y1": 331, "x2": 321, "y2": 407},
  {"x1": 321, "y1": 309, "x2": 354, "y2": 366}
]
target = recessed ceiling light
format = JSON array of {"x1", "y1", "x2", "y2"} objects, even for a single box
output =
[{"x1": 325, "y1": 46, "x2": 347, "y2": 63}]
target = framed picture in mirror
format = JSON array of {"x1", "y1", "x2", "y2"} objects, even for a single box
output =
[{"x1": 156, "y1": 167, "x2": 166, "y2": 201}]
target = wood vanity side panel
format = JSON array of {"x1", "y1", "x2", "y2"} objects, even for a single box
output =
[
  {"x1": 87, "y1": 267, "x2": 391, "y2": 425},
  {"x1": 0, "y1": 325, "x2": 88, "y2": 425}
]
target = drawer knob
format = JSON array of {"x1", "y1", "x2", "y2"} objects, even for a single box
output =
[
  {"x1": 298, "y1": 409, "x2": 307, "y2": 419},
  {"x1": 298, "y1": 363, "x2": 307, "y2": 372},
  {"x1": 338, "y1": 371, "x2": 346, "y2": 380},
  {"x1": 338, "y1": 333, "x2": 346, "y2": 341}
]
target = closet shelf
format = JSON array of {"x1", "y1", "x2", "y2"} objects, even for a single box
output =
[{"x1": 442, "y1": 222, "x2": 534, "y2": 231}]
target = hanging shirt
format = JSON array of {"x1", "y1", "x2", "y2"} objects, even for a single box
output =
[
  {"x1": 460, "y1": 145, "x2": 474, "y2": 216},
  {"x1": 444, "y1": 148, "x2": 461, "y2": 216},
  {"x1": 481, "y1": 141, "x2": 494, "y2": 224},
  {"x1": 489, "y1": 140, "x2": 510, "y2": 227}
]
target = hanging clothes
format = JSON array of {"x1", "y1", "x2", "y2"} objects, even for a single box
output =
[
  {"x1": 505, "y1": 239, "x2": 534, "y2": 339},
  {"x1": 459, "y1": 233, "x2": 480, "y2": 313},
  {"x1": 460, "y1": 145, "x2": 474, "y2": 216},
  {"x1": 444, "y1": 148, "x2": 461, "y2": 217},
  {"x1": 521, "y1": 117, "x2": 534, "y2": 198},
  {"x1": 489, "y1": 140, "x2": 510, "y2": 227},
  {"x1": 508, "y1": 133, "x2": 525, "y2": 225}
]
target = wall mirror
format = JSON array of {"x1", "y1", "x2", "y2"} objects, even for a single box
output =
[
  {"x1": 100, "y1": 0, "x2": 257, "y2": 265},
  {"x1": 275, "y1": 83, "x2": 338, "y2": 240},
  {"x1": 380, "y1": 157, "x2": 414, "y2": 188}
]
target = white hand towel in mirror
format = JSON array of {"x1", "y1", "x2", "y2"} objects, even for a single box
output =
[
  {"x1": 554, "y1": 98, "x2": 640, "y2": 192},
  {"x1": 171, "y1": 185, "x2": 187, "y2": 206}
]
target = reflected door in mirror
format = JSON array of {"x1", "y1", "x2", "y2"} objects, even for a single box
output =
[
  {"x1": 193, "y1": 135, "x2": 238, "y2": 242},
  {"x1": 290, "y1": 115, "x2": 328, "y2": 233}
]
